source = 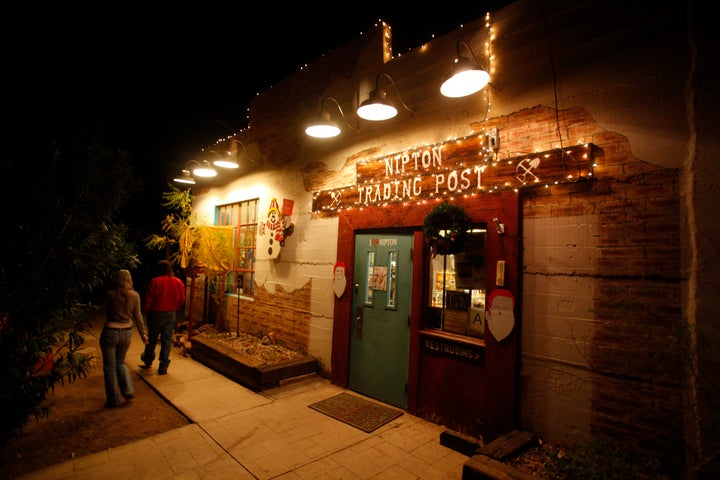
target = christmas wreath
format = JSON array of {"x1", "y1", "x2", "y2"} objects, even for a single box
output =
[{"x1": 423, "y1": 201, "x2": 471, "y2": 256}]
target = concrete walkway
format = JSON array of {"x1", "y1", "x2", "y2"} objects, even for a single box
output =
[{"x1": 18, "y1": 322, "x2": 471, "y2": 479}]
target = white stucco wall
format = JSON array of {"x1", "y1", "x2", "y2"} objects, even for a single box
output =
[{"x1": 191, "y1": 167, "x2": 339, "y2": 373}]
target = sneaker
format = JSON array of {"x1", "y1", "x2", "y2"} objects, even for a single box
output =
[{"x1": 158, "y1": 366, "x2": 168, "y2": 375}]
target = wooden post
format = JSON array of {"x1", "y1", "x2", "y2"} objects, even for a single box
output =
[{"x1": 187, "y1": 273, "x2": 196, "y2": 339}]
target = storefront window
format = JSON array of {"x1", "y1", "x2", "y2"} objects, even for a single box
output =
[{"x1": 427, "y1": 226, "x2": 486, "y2": 337}]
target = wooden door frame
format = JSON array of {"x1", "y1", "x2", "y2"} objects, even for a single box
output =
[{"x1": 331, "y1": 192, "x2": 519, "y2": 418}]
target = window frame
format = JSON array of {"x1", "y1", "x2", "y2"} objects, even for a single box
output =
[
  {"x1": 215, "y1": 198, "x2": 259, "y2": 298},
  {"x1": 426, "y1": 224, "x2": 487, "y2": 338}
]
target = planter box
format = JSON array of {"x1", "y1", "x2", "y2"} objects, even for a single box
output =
[{"x1": 190, "y1": 334, "x2": 318, "y2": 391}]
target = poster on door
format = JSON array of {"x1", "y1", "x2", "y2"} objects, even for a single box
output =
[{"x1": 373, "y1": 266, "x2": 388, "y2": 290}]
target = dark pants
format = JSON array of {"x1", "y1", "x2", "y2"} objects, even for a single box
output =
[{"x1": 141, "y1": 311, "x2": 176, "y2": 370}]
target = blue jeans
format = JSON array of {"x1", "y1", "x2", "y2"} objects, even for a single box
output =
[
  {"x1": 142, "y1": 311, "x2": 176, "y2": 370},
  {"x1": 100, "y1": 327, "x2": 134, "y2": 407}
]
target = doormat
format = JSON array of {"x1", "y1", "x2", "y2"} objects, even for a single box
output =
[{"x1": 308, "y1": 392, "x2": 403, "y2": 433}]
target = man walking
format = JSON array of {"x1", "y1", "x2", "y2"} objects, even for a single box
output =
[{"x1": 141, "y1": 260, "x2": 186, "y2": 375}]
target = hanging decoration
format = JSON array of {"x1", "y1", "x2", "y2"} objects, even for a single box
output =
[
  {"x1": 260, "y1": 197, "x2": 295, "y2": 259},
  {"x1": 486, "y1": 288, "x2": 515, "y2": 342},
  {"x1": 333, "y1": 261, "x2": 347, "y2": 298},
  {"x1": 422, "y1": 201, "x2": 471, "y2": 257}
]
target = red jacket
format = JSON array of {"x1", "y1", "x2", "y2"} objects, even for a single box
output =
[{"x1": 143, "y1": 275, "x2": 186, "y2": 313}]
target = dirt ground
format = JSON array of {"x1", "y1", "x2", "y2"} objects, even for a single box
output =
[{"x1": 0, "y1": 338, "x2": 190, "y2": 479}]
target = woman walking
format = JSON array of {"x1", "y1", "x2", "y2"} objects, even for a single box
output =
[{"x1": 101, "y1": 269, "x2": 149, "y2": 408}]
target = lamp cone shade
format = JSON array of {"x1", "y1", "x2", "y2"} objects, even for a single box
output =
[
  {"x1": 357, "y1": 89, "x2": 398, "y2": 121},
  {"x1": 213, "y1": 157, "x2": 239, "y2": 168},
  {"x1": 440, "y1": 57, "x2": 490, "y2": 98},
  {"x1": 192, "y1": 161, "x2": 217, "y2": 177},
  {"x1": 305, "y1": 111, "x2": 341, "y2": 138},
  {"x1": 173, "y1": 169, "x2": 196, "y2": 185}
]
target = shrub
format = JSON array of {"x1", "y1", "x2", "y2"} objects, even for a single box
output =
[{"x1": 0, "y1": 124, "x2": 140, "y2": 446}]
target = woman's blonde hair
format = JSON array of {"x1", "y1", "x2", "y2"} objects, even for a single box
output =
[{"x1": 114, "y1": 269, "x2": 134, "y2": 305}]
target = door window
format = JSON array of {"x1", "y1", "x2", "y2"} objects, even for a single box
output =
[
  {"x1": 386, "y1": 250, "x2": 398, "y2": 309},
  {"x1": 364, "y1": 251, "x2": 375, "y2": 305}
]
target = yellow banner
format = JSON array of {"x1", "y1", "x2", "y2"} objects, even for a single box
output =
[{"x1": 179, "y1": 225, "x2": 235, "y2": 273}]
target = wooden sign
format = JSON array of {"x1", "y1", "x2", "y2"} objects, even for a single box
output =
[
  {"x1": 312, "y1": 136, "x2": 595, "y2": 212},
  {"x1": 421, "y1": 335, "x2": 484, "y2": 363}
]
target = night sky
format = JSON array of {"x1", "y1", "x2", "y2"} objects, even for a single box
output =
[{"x1": 3, "y1": 2, "x2": 508, "y2": 233}]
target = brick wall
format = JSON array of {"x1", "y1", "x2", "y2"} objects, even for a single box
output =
[
  {"x1": 510, "y1": 105, "x2": 683, "y2": 471},
  {"x1": 221, "y1": 281, "x2": 313, "y2": 358}
]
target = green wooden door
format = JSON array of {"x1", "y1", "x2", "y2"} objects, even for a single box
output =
[{"x1": 349, "y1": 233, "x2": 413, "y2": 408}]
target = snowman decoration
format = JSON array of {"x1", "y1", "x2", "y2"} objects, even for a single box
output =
[{"x1": 261, "y1": 197, "x2": 293, "y2": 259}]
